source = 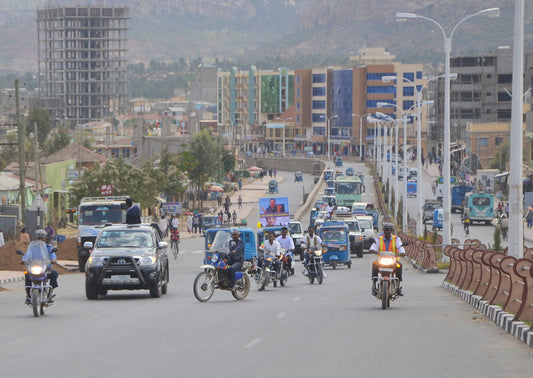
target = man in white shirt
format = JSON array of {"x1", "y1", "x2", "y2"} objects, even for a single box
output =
[
  {"x1": 260, "y1": 231, "x2": 281, "y2": 272},
  {"x1": 171, "y1": 214, "x2": 179, "y2": 231},
  {"x1": 276, "y1": 226, "x2": 295, "y2": 275}
]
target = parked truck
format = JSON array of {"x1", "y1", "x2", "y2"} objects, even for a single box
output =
[{"x1": 451, "y1": 185, "x2": 473, "y2": 213}]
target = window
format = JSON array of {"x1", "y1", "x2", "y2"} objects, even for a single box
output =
[
  {"x1": 495, "y1": 137, "x2": 503, "y2": 146},
  {"x1": 296, "y1": 88, "x2": 300, "y2": 98},
  {"x1": 498, "y1": 92, "x2": 512, "y2": 102},
  {"x1": 367, "y1": 73, "x2": 395, "y2": 81},
  {"x1": 312, "y1": 113, "x2": 325, "y2": 122},
  {"x1": 313, "y1": 127, "x2": 326, "y2": 135},
  {"x1": 416, "y1": 71, "x2": 423, "y2": 79},
  {"x1": 312, "y1": 100, "x2": 326, "y2": 109},
  {"x1": 312, "y1": 74, "x2": 326, "y2": 83},
  {"x1": 479, "y1": 138, "x2": 488, "y2": 147},
  {"x1": 296, "y1": 114, "x2": 300, "y2": 123},
  {"x1": 296, "y1": 101, "x2": 300, "y2": 110},
  {"x1": 313, "y1": 87, "x2": 326, "y2": 96},
  {"x1": 498, "y1": 74, "x2": 512, "y2": 84},
  {"x1": 403, "y1": 100, "x2": 414, "y2": 110},
  {"x1": 367, "y1": 86, "x2": 395, "y2": 94},
  {"x1": 403, "y1": 87, "x2": 414, "y2": 96},
  {"x1": 403, "y1": 72, "x2": 415, "y2": 82},
  {"x1": 296, "y1": 75, "x2": 300, "y2": 84}
]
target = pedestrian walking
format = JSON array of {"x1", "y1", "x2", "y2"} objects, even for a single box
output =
[
  {"x1": 526, "y1": 206, "x2": 533, "y2": 229},
  {"x1": 193, "y1": 214, "x2": 199, "y2": 233},
  {"x1": 238, "y1": 195, "x2": 243, "y2": 209},
  {"x1": 232, "y1": 210, "x2": 237, "y2": 224},
  {"x1": 186, "y1": 213, "x2": 193, "y2": 233}
]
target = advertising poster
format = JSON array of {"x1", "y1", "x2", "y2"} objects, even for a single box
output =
[{"x1": 259, "y1": 197, "x2": 290, "y2": 227}]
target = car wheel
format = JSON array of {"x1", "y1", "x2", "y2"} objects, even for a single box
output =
[
  {"x1": 149, "y1": 275, "x2": 162, "y2": 298},
  {"x1": 357, "y1": 248, "x2": 363, "y2": 258},
  {"x1": 162, "y1": 266, "x2": 169, "y2": 295},
  {"x1": 98, "y1": 288, "x2": 108, "y2": 296},
  {"x1": 85, "y1": 282, "x2": 98, "y2": 300}
]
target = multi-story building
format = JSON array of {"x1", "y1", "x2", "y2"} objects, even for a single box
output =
[
  {"x1": 217, "y1": 67, "x2": 293, "y2": 153},
  {"x1": 37, "y1": 6, "x2": 129, "y2": 125},
  {"x1": 429, "y1": 46, "x2": 533, "y2": 163}
]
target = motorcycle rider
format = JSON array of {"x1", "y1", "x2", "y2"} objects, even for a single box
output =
[
  {"x1": 227, "y1": 229, "x2": 244, "y2": 291},
  {"x1": 259, "y1": 231, "x2": 282, "y2": 273},
  {"x1": 370, "y1": 223, "x2": 405, "y2": 296},
  {"x1": 21, "y1": 229, "x2": 58, "y2": 304},
  {"x1": 276, "y1": 226, "x2": 295, "y2": 275},
  {"x1": 301, "y1": 226, "x2": 323, "y2": 276}
]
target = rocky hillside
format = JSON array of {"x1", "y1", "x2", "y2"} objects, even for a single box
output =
[{"x1": 0, "y1": 0, "x2": 529, "y2": 73}]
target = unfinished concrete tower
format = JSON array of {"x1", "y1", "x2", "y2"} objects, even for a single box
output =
[{"x1": 37, "y1": 6, "x2": 129, "y2": 125}]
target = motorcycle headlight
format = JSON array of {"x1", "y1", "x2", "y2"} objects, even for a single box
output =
[
  {"x1": 211, "y1": 254, "x2": 219, "y2": 263},
  {"x1": 88, "y1": 256, "x2": 105, "y2": 267},
  {"x1": 314, "y1": 250, "x2": 323, "y2": 256},
  {"x1": 30, "y1": 265, "x2": 44, "y2": 275},
  {"x1": 379, "y1": 257, "x2": 396, "y2": 266},
  {"x1": 139, "y1": 255, "x2": 156, "y2": 266}
]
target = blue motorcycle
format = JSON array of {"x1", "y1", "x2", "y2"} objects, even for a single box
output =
[{"x1": 193, "y1": 230, "x2": 251, "y2": 302}]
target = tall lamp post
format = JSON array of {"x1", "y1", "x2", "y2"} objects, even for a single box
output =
[
  {"x1": 326, "y1": 114, "x2": 339, "y2": 160},
  {"x1": 396, "y1": 7, "x2": 500, "y2": 248},
  {"x1": 382, "y1": 74, "x2": 453, "y2": 236},
  {"x1": 352, "y1": 113, "x2": 372, "y2": 161}
]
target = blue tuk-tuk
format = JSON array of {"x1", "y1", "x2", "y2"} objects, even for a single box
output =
[
  {"x1": 325, "y1": 179, "x2": 335, "y2": 189},
  {"x1": 319, "y1": 221, "x2": 351, "y2": 269},
  {"x1": 294, "y1": 171, "x2": 303, "y2": 182},
  {"x1": 201, "y1": 214, "x2": 221, "y2": 234},
  {"x1": 366, "y1": 209, "x2": 379, "y2": 230},
  {"x1": 324, "y1": 170, "x2": 334, "y2": 181},
  {"x1": 406, "y1": 179, "x2": 417, "y2": 198},
  {"x1": 433, "y1": 208, "x2": 443, "y2": 230},
  {"x1": 203, "y1": 227, "x2": 258, "y2": 264},
  {"x1": 335, "y1": 157, "x2": 343, "y2": 167},
  {"x1": 324, "y1": 187, "x2": 335, "y2": 196},
  {"x1": 309, "y1": 209, "x2": 319, "y2": 229},
  {"x1": 268, "y1": 179, "x2": 278, "y2": 193},
  {"x1": 345, "y1": 167, "x2": 354, "y2": 176}
]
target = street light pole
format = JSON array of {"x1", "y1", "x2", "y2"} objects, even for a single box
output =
[
  {"x1": 352, "y1": 113, "x2": 371, "y2": 161},
  {"x1": 396, "y1": 7, "x2": 500, "y2": 248},
  {"x1": 327, "y1": 115, "x2": 338, "y2": 161}
]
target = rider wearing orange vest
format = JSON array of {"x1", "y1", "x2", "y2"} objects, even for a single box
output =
[{"x1": 370, "y1": 223, "x2": 406, "y2": 295}]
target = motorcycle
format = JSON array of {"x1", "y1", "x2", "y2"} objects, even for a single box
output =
[
  {"x1": 306, "y1": 246, "x2": 325, "y2": 284},
  {"x1": 372, "y1": 251, "x2": 401, "y2": 310},
  {"x1": 16, "y1": 241, "x2": 55, "y2": 317},
  {"x1": 255, "y1": 255, "x2": 276, "y2": 291},
  {"x1": 193, "y1": 231, "x2": 250, "y2": 302}
]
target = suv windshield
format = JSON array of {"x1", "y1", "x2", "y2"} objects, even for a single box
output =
[
  {"x1": 97, "y1": 229, "x2": 154, "y2": 248},
  {"x1": 345, "y1": 221, "x2": 360, "y2": 232},
  {"x1": 79, "y1": 205, "x2": 124, "y2": 225}
]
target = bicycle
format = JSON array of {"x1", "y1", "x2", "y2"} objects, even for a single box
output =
[{"x1": 170, "y1": 230, "x2": 180, "y2": 259}]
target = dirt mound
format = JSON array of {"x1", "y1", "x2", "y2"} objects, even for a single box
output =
[{"x1": 0, "y1": 237, "x2": 78, "y2": 274}]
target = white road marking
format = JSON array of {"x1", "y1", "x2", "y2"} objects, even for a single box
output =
[
  {"x1": 192, "y1": 250, "x2": 203, "y2": 254},
  {"x1": 276, "y1": 312, "x2": 287, "y2": 319},
  {"x1": 245, "y1": 338, "x2": 261, "y2": 348}
]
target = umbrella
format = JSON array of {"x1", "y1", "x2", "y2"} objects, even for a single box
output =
[
  {"x1": 209, "y1": 185, "x2": 224, "y2": 192},
  {"x1": 248, "y1": 166, "x2": 262, "y2": 171},
  {"x1": 185, "y1": 211, "x2": 193, "y2": 216}
]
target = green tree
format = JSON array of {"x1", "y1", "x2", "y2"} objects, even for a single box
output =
[
  {"x1": 220, "y1": 147, "x2": 236, "y2": 177},
  {"x1": 43, "y1": 127, "x2": 70, "y2": 156},
  {"x1": 188, "y1": 130, "x2": 220, "y2": 204},
  {"x1": 69, "y1": 158, "x2": 158, "y2": 210},
  {"x1": 27, "y1": 107, "x2": 52, "y2": 145},
  {"x1": 488, "y1": 143, "x2": 509, "y2": 171}
]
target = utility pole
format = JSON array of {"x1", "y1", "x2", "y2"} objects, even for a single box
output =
[{"x1": 16, "y1": 79, "x2": 26, "y2": 224}]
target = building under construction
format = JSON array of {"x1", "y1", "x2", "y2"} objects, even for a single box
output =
[{"x1": 37, "y1": 5, "x2": 129, "y2": 125}]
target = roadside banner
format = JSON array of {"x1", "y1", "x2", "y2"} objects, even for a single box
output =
[{"x1": 259, "y1": 197, "x2": 289, "y2": 227}]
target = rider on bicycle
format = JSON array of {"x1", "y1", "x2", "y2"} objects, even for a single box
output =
[{"x1": 462, "y1": 208, "x2": 471, "y2": 235}]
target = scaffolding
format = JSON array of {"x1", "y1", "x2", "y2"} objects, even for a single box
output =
[{"x1": 37, "y1": 6, "x2": 129, "y2": 125}]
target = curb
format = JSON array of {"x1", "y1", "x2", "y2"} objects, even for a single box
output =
[
  {"x1": 442, "y1": 281, "x2": 533, "y2": 348},
  {"x1": 0, "y1": 274, "x2": 24, "y2": 284}
]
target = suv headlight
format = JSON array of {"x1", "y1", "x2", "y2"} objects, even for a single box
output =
[
  {"x1": 139, "y1": 255, "x2": 156, "y2": 266},
  {"x1": 88, "y1": 256, "x2": 105, "y2": 267}
]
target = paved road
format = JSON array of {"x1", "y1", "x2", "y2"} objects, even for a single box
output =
[{"x1": 1, "y1": 165, "x2": 532, "y2": 377}]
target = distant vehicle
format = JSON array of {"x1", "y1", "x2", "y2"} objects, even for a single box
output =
[
  {"x1": 345, "y1": 167, "x2": 355, "y2": 176},
  {"x1": 335, "y1": 175, "x2": 364, "y2": 207},
  {"x1": 407, "y1": 168, "x2": 417, "y2": 180},
  {"x1": 351, "y1": 201, "x2": 368, "y2": 214},
  {"x1": 356, "y1": 215, "x2": 375, "y2": 250},
  {"x1": 451, "y1": 185, "x2": 473, "y2": 213},
  {"x1": 406, "y1": 179, "x2": 417, "y2": 198},
  {"x1": 268, "y1": 180, "x2": 278, "y2": 194},
  {"x1": 432, "y1": 208, "x2": 443, "y2": 230},
  {"x1": 423, "y1": 200, "x2": 443, "y2": 224},
  {"x1": 324, "y1": 170, "x2": 335, "y2": 181},
  {"x1": 324, "y1": 187, "x2": 335, "y2": 196},
  {"x1": 294, "y1": 171, "x2": 303, "y2": 182},
  {"x1": 322, "y1": 195, "x2": 336, "y2": 206},
  {"x1": 463, "y1": 192, "x2": 494, "y2": 225},
  {"x1": 289, "y1": 219, "x2": 304, "y2": 260},
  {"x1": 334, "y1": 157, "x2": 343, "y2": 167},
  {"x1": 332, "y1": 214, "x2": 363, "y2": 257},
  {"x1": 319, "y1": 221, "x2": 351, "y2": 269},
  {"x1": 398, "y1": 166, "x2": 406, "y2": 180}
]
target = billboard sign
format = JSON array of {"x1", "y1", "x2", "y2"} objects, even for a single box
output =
[{"x1": 259, "y1": 197, "x2": 290, "y2": 227}]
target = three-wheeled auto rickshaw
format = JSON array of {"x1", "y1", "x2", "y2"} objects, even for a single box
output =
[
  {"x1": 294, "y1": 171, "x2": 303, "y2": 182},
  {"x1": 324, "y1": 187, "x2": 335, "y2": 196},
  {"x1": 203, "y1": 227, "x2": 258, "y2": 264},
  {"x1": 268, "y1": 180, "x2": 278, "y2": 193},
  {"x1": 334, "y1": 157, "x2": 343, "y2": 167},
  {"x1": 319, "y1": 221, "x2": 351, "y2": 269},
  {"x1": 345, "y1": 167, "x2": 354, "y2": 176},
  {"x1": 406, "y1": 179, "x2": 417, "y2": 198},
  {"x1": 324, "y1": 170, "x2": 334, "y2": 181},
  {"x1": 201, "y1": 214, "x2": 221, "y2": 235}
]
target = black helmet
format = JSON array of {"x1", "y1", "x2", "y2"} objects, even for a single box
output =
[
  {"x1": 382, "y1": 223, "x2": 394, "y2": 232},
  {"x1": 35, "y1": 229, "x2": 47, "y2": 239}
]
